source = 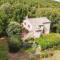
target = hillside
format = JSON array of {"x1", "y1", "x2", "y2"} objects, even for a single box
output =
[
  {"x1": 0, "y1": 0, "x2": 60, "y2": 8},
  {"x1": 0, "y1": 0, "x2": 60, "y2": 36}
]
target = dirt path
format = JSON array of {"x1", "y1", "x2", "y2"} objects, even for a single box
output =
[
  {"x1": 41, "y1": 50, "x2": 60, "y2": 60},
  {"x1": 9, "y1": 50, "x2": 60, "y2": 60},
  {"x1": 8, "y1": 51, "x2": 30, "y2": 60}
]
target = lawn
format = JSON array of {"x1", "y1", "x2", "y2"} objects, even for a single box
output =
[{"x1": 0, "y1": 37, "x2": 8, "y2": 60}]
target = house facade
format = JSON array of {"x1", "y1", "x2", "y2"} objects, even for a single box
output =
[{"x1": 22, "y1": 17, "x2": 51, "y2": 40}]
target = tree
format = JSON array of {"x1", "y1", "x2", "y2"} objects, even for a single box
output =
[
  {"x1": 0, "y1": 3, "x2": 13, "y2": 36},
  {"x1": 13, "y1": 3, "x2": 28, "y2": 23},
  {"x1": 7, "y1": 21, "x2": 22, "y2": 52}
]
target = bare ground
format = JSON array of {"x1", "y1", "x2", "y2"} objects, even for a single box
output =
[
  {"x1": 41, "y1": 50, "x2": 60, "y2": 60},
  {"x1": 8, "y1": 50, "x2": 60, "y2": 60},
  {"x1": 8, "y1": 51, "x2": 30, "y2": 60}
]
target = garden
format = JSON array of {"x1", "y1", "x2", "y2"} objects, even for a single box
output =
[{"x1": 35, "y1": 33, "x2": 60, "y2": 50}]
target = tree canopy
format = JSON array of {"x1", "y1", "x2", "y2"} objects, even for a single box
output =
[{"x1": 0, "y1": 0, "x2": 60, "y2": 36}]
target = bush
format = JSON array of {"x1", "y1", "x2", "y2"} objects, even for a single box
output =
[
  {"x1": 40, "y1": 50, "x2": 54, "y2": 58},
  {"x1": 20, "y1": 38, "x2": 34, "y2": 50},
  {"x1": 7, "y1": 21, "x2": 22, "y2": 52},
  {"x1": 8, "y1": 36, "x2": 21, "y2": 53},
  {"x1": 7, "y1": 21, "x2": 21, "y2": 36},
  {"x1": 35, "y1": 33, "x2": 60, "y2": 50},
  {"x1": 0, "y1": 1, "x2": 60, "y2": 36},
  {"x1": 0, "y1": 3, "x2": 13, "y2": 36}
]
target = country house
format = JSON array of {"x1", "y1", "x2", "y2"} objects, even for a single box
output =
[{"x1": 22, "y1": 17, "x2": 51, "y2": 40}]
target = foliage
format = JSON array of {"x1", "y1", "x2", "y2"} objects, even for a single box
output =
[
  {"x1": 0, "y1": 0, "x2": 60, "y2": 35},
  {"x1": 35, "y1": 8, "x2": 60, "y2": 33},
  {"x1": 13, "y1": 3, "x2": 28, "y2": 23},
  {"x1": 40, "y1": 50, "x2": 53, "y2": 58},
  {"x1": 54, "y1": 45, "x2": 60, "y2": 50},
  {"x1": 35, "y1": 33, "x2": 60, "y2": 50},
  {"x1": 7, "y1": 21, "x2": 22, "y2": 52},
  {"x1": 0, "y1": 2, "x2": 27, "y2": 36},
  {"x1": 7, "y1": 21, "x2": 21, "y2": 36},
  {"x1": 0, "y1": 3, "x2": 13, "y2": 36},
  {"x1": 20, "y1": 38, "x2": 34, "y2": 50}
]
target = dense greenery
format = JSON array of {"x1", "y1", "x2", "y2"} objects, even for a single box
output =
[
  {"x1": 0, "y1": 0, "x2": 60, "y2": 36},
  {"x1": 35, "y1": 33, "x2": 60, "y2": 50},
  {"x1": 0, "y1": 0, "x2": 60, "y2": 59},
  {"x1": 7, "y1": 21, "x2": 22, "y2": 52}
]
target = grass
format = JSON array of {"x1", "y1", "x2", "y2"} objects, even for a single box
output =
[
  {"x1": 35, "y1": 33, "x2": 60, "y2": 50},
  {"x1": 0, "y1": 38, "x2": 8, "y2": 60}
]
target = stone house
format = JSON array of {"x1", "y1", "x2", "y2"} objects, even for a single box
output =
[{"x1": 22, "y1": 17, "x2": 51, "y2": 40}]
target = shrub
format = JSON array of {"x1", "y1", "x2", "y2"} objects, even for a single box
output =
[
  {"x1": 7, "y1": 21, "x2": 22, "y2": 52},
  {"x1": 0, "y1": 20, "x2": 3, "y2": 35},
  {"x1": 8, "y1": 36, "x2": 21, "y2": 52},
  {"x1": 21, "y1": 38, "x2": 34, "y2": 50},
  {"x1": 40, "y1": 51, "x2": 48, "y2": 58},
  {"x1": 0, "y1": 1, "x2": 60, "y2": 36},
  {"x1": 40, "y1": 50, "x2": 54, "y2": 58},
  {"x1": 35, "y1": 33, "x2": 60, "y2": 50},
  {"x1": 0, "y1": 3, "x2": 13, "y2": 36}
]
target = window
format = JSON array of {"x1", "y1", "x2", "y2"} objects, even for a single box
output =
[
  {"x1": 36, "y1": 30, "x2": 41, "y2": 32},
  {"x1": 28, "y1": 25, "x2": 30, "y2": 28},
  {"x1": 39, "y1": 25, "x2": 43, "y2": 28}
]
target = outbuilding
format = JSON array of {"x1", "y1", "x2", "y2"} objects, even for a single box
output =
[{"x1": 22, "y1": 17, "x2": 51, "y2": 40}]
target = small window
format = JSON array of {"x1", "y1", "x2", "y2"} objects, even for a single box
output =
[
  {"x1": 28, "y1": 25, "x2": 30, "y2": 28},
  {"x1": 39, "y1": 25, "x2": 43, "y2": 28},
  {"x1": 36, "y1": 30, "x2": 41, "y2": 32}
]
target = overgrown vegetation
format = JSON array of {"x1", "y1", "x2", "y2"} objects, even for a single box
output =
[
  {"x1": 0, "y1": 0, "x2": 60, "y2": 59},
  {"x1": 35, "y1": 33, "x2": 60, "y2": 50},
  {"x1": 0, "y1": 0, "x2": 60, "y2": 36},
  {"x1": 7, "y1": 21, "x2": 22, "y2": 52}
]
